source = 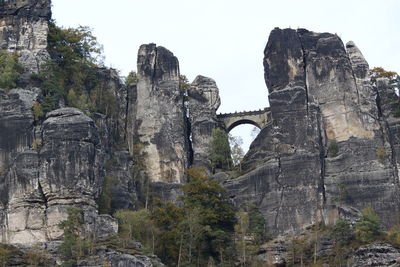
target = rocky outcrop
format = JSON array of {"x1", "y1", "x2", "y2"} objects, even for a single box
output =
[
  {"x1": 130, "y1": 44, "x2": 189, "y2": 183},
  {"x1": 188, "y1": 75, "x2": 221, "y2": 171},
  {"x1": 351, "y1": 243, "x2": 400, "y2": 267},
  {"x1": 78, "y1": 246, "x2": 165, "y2": 267},
  {"x1": 1, "y1": 106, "x2": 117, "y2": 244},
  {"x1": 0, "y1": 0, "x2": 51, "y2": 74},
  {"x1": 225, "y1": 28, "x2": 400, "y2": 234}
]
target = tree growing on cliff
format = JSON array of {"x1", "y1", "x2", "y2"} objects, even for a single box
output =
[
  {"x1": 32, "y1": 21, "x2": 106, "y2": 113},
  {"x1": 182, "y1": 167, "x2": 236, "y2": 266},
  {"x1": 58, "y1": 207, "x2": 89, "y2": 266},
  {"x1": 370, "y1": 67, "x2": 400, "y2": 116},
  {"x1": 369, "y1": 67, "x2": 398, "y2": 86},
  {"x1": 210, "y1": 128, "x2": 232, "y2": 171},
  {"x1": 354, "y1": 206, "x2": 382, "y2": 243},
  {"x1": 125, "y1": 71, "x2": 137, "y2": 87},
  {"x1": 0, "y1": 49, "x2": 23, "y2": 91},
  {"x1": 114, "y1": 209, "x2": 156, "y2": 252}
]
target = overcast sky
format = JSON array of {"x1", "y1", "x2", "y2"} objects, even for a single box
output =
[{"x1": 52, "y1": 0, "x2": 400, "y2": 151}]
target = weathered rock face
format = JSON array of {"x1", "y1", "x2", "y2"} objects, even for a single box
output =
[
  {"x1": 188, "y1": 75, "x2": 221, "y2": 171},
  {"x1": 131, "y1": 44, "x2": 189, "y2": 183},
  {"x1": 0, "y1": 88, "x2": 38, "y2": 176},
  {"x1": 78, "y1": 246, "x2": 165, "y2": 267},
  {"x1": 0, "y1": 0, "x2": 51, "y2": 74},
  {"x1": 1, "y1": 106, "x2": 117, "y2": 244},
  {"x1": 351, "y1": 243, "x2": 400, "y2": 267},
  {"x1": 225, "y1": 28, "x2": 400, "y2": 234},
  {"x1": 107, "y1": 151, "x2": 137, "y2": 211}
]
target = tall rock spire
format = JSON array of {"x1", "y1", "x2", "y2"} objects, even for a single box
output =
[{"x1": 131, "y1": 44, "x2": 189, "y2": 183}]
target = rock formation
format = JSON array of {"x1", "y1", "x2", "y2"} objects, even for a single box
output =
[
  {"x1": 2, "y1": 0, "x2": 400, "y2": 265},
  {"x1": 1, "y1": 104, "x2": 117, "y2": 243},
  {"x1": 225, "y1": 28, "x2": 400, "y2": 234},
  {"x1": 0, "y1": 0, "x2": 51, "y2": 74},
  {"x1": 188, "y1": 75, "x2": 221, "y2": 171},
  {"x1": 130, "y1": 44, "x2": 189, "y2": 183}
]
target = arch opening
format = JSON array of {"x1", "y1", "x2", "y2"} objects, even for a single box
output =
[
  {"x1": 226, "y1": 119, "x2": 261, "y2": 133},
  {"x1": 228, "y1": 123, "x2": 261, "y2": 155}
]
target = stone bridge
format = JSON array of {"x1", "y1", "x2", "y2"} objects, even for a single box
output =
[{"x1": 217, "y1": 107, "x2": 271, "y2": 132}]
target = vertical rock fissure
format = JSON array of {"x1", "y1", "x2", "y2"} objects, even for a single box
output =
[
  {"x1": 346, "y1": 53, "x2": 361, "y2": 105},
  {"x1": 151, "y1": 47, "x2": 158, "y2": 90},
  {"x1": 123, "y1": 90, "x2": 129, "y2": 143},
  {"x1": 316, "y1": 108, "x2": 327, "y2": 204},
  {"x1": 297, "y1": 31, "x2": 309, "y2": 115},
  {"x1": 37, "y1": 177, "x2": 49, "y2": 239},
  {"x1": 274, "y1": 155, "x2": 285, "y2": 229}
]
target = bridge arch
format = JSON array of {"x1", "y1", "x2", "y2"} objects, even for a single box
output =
[{"x1": 217, "y1": 107, "x2": 271, "y2": 133}]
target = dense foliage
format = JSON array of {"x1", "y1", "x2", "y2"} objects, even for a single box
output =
[
  {"x1": 210, "y1": 128, "x2": 232, "y2": 171},
  {"x1": 114, "y1": 167, "x2": 237, "y2": 266},
  {"x1": 32, "y1": 21, "x2": 117, "y2": 116},
  {"x1": 0, "y1": 50, "x2": 23, "y2": 91}
]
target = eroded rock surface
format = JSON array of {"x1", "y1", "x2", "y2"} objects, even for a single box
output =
[
  {"x1": 0, "y1": 0, "x2": 51, "y2": 74},
  {"x1": 351, "y1": 243, "x2": 400, "y2": 267},
  {"x1": 78, "y1": 246, "x2": 165, "y2": 267},
  {"x1": 188, "y1": 75, "x2": 221, "y2": 171},
  {"x1": 131, "y1": 44, "x2": 189, "y2": 183},
  {"x1": 1, "y1": 107, "x2": 117, "y2": 244}
]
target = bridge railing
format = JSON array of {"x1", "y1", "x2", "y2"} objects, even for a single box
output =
[{"x1": 217, "y1": 107, "x2": 270, "y2": 117}]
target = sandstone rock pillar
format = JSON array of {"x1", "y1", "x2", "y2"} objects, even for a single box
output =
[{"x1": 131, "y1": 44, "x2": 189, "y2": 183}]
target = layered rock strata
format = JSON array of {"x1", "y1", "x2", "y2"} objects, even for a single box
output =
[
  {"x1": 0, "y1": 103, "x2": 117, "y2": 244},
  {"x1": 225, "y1": 28, "x2": 400, "y2": 234},
  {"x1": 130, "y1": 44, "x2": 189, "y2": 183},
  {"x1": 0, "y1": 0, "x2": 51, "y2": 73}
]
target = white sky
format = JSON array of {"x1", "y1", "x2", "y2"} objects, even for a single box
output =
[{"x1": 52, "y1": 0, "x2": 400, "y2": 152}]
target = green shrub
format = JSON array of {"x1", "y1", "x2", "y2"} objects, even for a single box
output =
[
  {"x1": 386, "y1": 225, "x2": 400, "y2": 248},
  {"x1": 210, "y1": 128, "x2": 232, "y2": 171},
  {"x1": 354, "y1": 206, "x2": 382, "y2": 243},
  {"x1": 114, "y1": 209, "x2": 155, "y2": 252},
  {"x1": 329, "y1": 219, "x2": 353, "y2": 244},
  {"x1": 33, "y1": 21, "x2": 104, "y2": 113},
  {"x1": 58, "y1": 207, "x2": 90, "y2": 266},
  {"x1": 0, "y1": 50, "x2": 23, "y2": 92},
  {"x1": 125, "y1": 71, "x2": 137, "y2": 87},
  {"x1": 328, "y1": 141, "x2": 339, "y2": 157}
]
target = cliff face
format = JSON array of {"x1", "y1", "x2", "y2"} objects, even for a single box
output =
[
  {"x1": 1, "y1": 1, "x2": 400, "y2": 263},
  {"x1": 0, "y1": 104, "x2": 118, "y2": 244},
  {"x1": 130, "y1": 44, "x2": 190, "y2": 183},
  {"x1": 0, "y1": 0, "x2": 51, "y2": 75},
  {"x1": 225, "y1": 28, "x2": 400, "y2": 234}
]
